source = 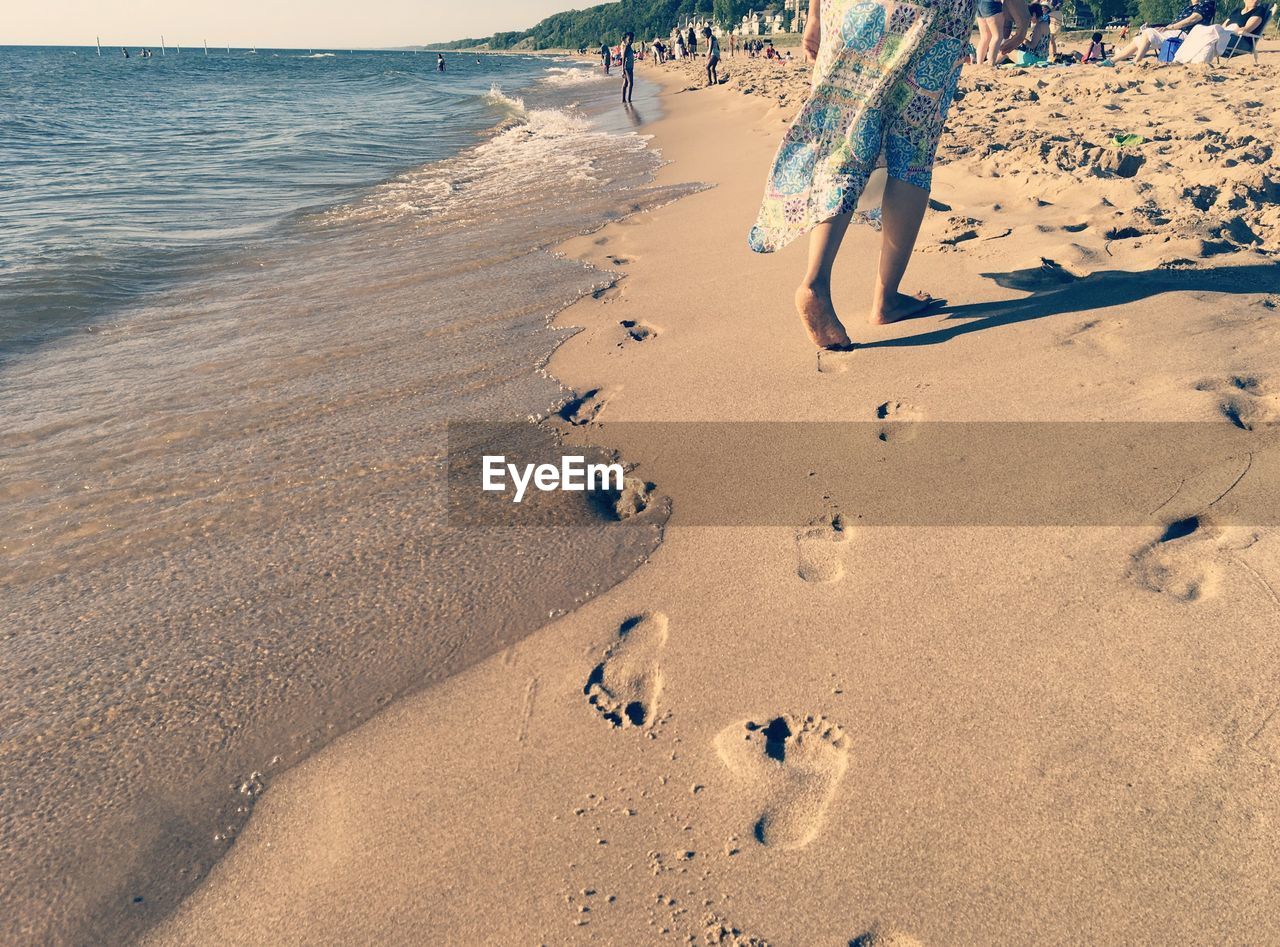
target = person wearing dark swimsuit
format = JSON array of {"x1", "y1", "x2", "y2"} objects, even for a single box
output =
[{"x1": 620, "y1": 32, "x2": 635, "y2": 103}]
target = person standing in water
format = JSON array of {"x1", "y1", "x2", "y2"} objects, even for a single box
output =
[
  {"x1": 601, "y1": 40, "x2": 612, "y2": 75},
  {"x1": 437, "y1": 53, "x2": 445, "y2": 72},
  {"x1": 703, "y1": 28, "x2": 721, "y2": 86},
  {"x1": 620, "y1": 32, "x2": 635, "y2": 104},
  {"x1": 748, "y1": 0, "x2": 975, "y2": 349}
]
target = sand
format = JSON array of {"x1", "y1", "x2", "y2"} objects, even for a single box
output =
[{"x1": 150, "y1": 51, "x2": 1280, "y2": 944}]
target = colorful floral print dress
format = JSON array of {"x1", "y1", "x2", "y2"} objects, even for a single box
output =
[{"x1": 749, "y1": 0, "x2": 977, "y2": 253}]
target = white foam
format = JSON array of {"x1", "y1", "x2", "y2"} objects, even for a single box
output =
[
  {"x1": 539, "y1": 66, "x2": 609, "y2": 88},
  {"x1": 326, "y1": 84, "x2": 648, "y2": 226}
]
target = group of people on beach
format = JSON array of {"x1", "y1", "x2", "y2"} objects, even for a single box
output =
[
  {"x1": 1110, "y1": 0, "x2": 1271, "y2": 62},
  {"x1": 975, "y1": 0, "x2": 1269, "y2": 67}
]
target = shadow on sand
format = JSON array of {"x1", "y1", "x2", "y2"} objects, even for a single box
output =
[{"x1": 859, "y1": 259, "x2": 1280, "y2": 349}]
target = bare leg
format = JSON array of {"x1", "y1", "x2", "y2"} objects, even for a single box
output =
[
  {"x1": 795, "y1": 212, "x2": 855, "y2": 350},
  {"x1": 979, "y1": 15, "x2": 1006, "y2": 66},
  {"x1": 977, "y1": 17, "x2": 995, "y2": 67},
  {"x1": 869, "y1": 176, "x2": 940, "y2": 325},
  {"x1": 1113, "y1": 33, "x2": 1154, "y2": 61}
]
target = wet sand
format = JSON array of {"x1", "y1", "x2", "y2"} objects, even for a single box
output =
[{"x1": 152, "y1": 51, "x2": 1280, "y2": 944}]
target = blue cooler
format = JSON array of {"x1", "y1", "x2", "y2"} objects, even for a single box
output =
[{"x1": 1158, "y1": 36, "x2": 1184, "y2": 61}]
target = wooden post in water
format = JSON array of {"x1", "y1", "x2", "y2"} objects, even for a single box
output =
[
  {"x1": 96, "y1": 36, "x2": 102, "y2": 56},
  {"x1": 204, "y1": 39, "x2": 209, "y2": 55},
  {"x1": 161, "y1": 35, "x2": 166, "y2": 56}
]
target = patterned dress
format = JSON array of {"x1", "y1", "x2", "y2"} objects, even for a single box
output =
[{"x1": 749, "y1": 0, "x2": 976, "y2": 253}]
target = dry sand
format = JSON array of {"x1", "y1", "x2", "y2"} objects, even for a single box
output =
[{"x1": 151, "y1": 52, "x2": 1280, "y2": 944}]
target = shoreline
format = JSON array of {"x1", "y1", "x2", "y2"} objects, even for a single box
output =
[
  {"x1": 2, "y1": 60, "x2": 687, "y2": 945},
  {"x1": 158, "y1": 53, "x2": 1280, "y2": 944}
]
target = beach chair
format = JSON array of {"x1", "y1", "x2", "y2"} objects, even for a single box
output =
[{"x1": 1214, "y1": 3, "x2": 1275, "y2": 64}]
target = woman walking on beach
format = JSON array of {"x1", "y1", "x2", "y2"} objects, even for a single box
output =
[{"x1": 748, "y1": 0, "x2": 976, "y2": 349}]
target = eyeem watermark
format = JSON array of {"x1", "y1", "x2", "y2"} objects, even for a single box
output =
[{"x1": 482, "y1": 455, "x2": 625, "y2": 503}]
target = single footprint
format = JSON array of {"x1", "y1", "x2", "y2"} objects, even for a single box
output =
[
  {"x1": 796, "y1": 513, "x2": 851, "y2": 583},
  {"x1": 619, "y1": 319, "x2": 656, "y2": 343},
  {"x1": 584, "y1": 613, "x2": 668, "y2": 728},
  {"x1": 1129, "y1": 515, "x2": 1225, "y2": 602},
  {"x1": 817, "y1": 349, "x2": 854, "y2": 374},
  {"x1": 714, "y1": 714, "x2": 850, "y2": 849},
  {"x1": 875, "y1": 401, "x2": 923, "y2": 442},
  {"x1": 559, "y1": 387, "x2": 607, "y2": 426},
  {"x1": 1194, "y1": 374, "x2": 1279, "y2": 430},
  {"x1": 1058, "y1": 318, "x2": 1126, "y2": 353}
]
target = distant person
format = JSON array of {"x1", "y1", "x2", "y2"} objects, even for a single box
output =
[
  {"x1": 729, "y1": 34, "x2": 738, "y2": 57},
  {"x1": 703, "y1": 27, "x2": 720, "y2": 86},
  {"x1": 1021, "y1": 4, "x2": 1051, "y2": 59},
  {"x1": 1112, "y1": 0, "x2": 1216, "y2": 61},
  {"x1": 437, "y1": 53, "x2": 445, "y2": 72},
  {"x1": 621, "y1": 32, "x2": 635, "y2": 104},
  {"x1": 601, "y1": 40, "x2": 612, "y2": 74},
  {"x1": 688, "y1": 26, "x2": 698, "y2": 55},
  {"x1": 1082, "y1": 31, "x2": 1107, "y2": 61},
  {"x1": 999, "y1": 0, "x2": 1033, "y2": 60},
  {"x1": 1046, "y1": 0, "x2": 1064, "y2": 58},
  {"x1": 122, "y1": 47, "x2": 130, "y2": 59}
]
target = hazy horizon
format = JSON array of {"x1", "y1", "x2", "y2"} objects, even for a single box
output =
[{"x1": 7, "y1": 1, "x2": 585, "y2": 49}]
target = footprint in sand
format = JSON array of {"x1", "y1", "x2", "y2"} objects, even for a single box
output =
[
  {"x1": 584, "y1": 613, "x2": 668, "y2": 728},
  {"x1": 850, "y1": 928, "x2": 925, "y2": 947},
  {"x1": 1195, "y1": 374, "x2": 1280, "y2": 430},
  {"x1": 796, "y1": 513, "x2": 851, "y2": 583},
  {"x1": 714, "y1": 713, "x2": 849, "y2": 849},
  {"x1": 619, "y1": 319, "x2": 656, "y2": 344},
  {"x1": 1058, "y1": 318, "x2": 1126, "y2": 353},
  {"x1": 875, "y1": 401, "x2": 923, "y2": 443},
  {"x1": 559, "y1": 387, "x2": 607, "y2": 426},
  {"x1": 1129, "y1": 515, "x2": 1228, "y2": 602},
  {"x1": 817, "y1": 350, "x2": 854, "y2": 374}
]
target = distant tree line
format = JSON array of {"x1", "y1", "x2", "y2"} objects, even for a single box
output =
[
  {"x1": 1068, "y1": 0, "x2": 1251, "y2": 26},
  {"x1": 433, "y1": 0, "x2": 1259, "y2": 51},
  {"x1": 436, "y1": 0, "x2": 749, "y2": 51}
]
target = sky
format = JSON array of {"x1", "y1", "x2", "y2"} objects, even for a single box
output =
[{"x1": 7, "y1": 1, "x2": 585, "y2": 48}]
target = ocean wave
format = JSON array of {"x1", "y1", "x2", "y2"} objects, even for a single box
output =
[
  {"x1": 539, "y1": 66, "x2": 609, "y2": 88},
  {"x1": 326, "y1": 84, "x2": 644, "y2": 226}
]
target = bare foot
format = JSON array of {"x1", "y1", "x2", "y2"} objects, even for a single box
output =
[
  {"x1": 795, "y1": 285, "x2": 854, "y2": 350},
  {"x1": 869, "y1": 290, "x2": 945, "y2": 326}
]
